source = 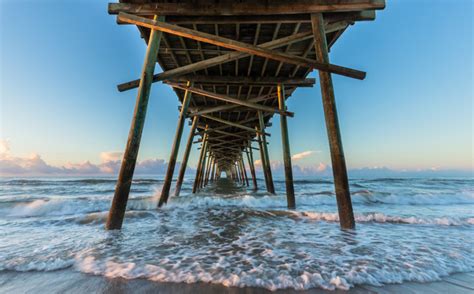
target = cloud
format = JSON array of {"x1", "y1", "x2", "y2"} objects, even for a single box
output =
[
  {"x1": 100, "y1": 151, "x2": 123, "y2": 163},
  {"x1": 291, "y1": 150, "x2": 319, "y2": 161},
  {"x1": 0, "y1": 142, "x2": 188, "y2": 176}
]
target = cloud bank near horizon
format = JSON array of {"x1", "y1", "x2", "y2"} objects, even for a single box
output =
[{"x1": 0, "y1": 140, "x2": 471, "y2": 178}]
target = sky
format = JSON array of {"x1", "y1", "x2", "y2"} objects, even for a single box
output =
[{"x1": 0, "y1": 0, "x2": 473, "y2": 177}]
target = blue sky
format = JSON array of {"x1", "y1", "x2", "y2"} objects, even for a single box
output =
[{"x1": 0, "y1": 0, "x2": 472, "y2": 176}]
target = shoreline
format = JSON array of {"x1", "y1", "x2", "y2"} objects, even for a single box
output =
[{"x1": 1, "y1": 269, "x2": 472, "y2": 293}]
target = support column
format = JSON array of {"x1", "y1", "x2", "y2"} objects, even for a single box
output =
[
  {"x1": 311, "y1": 13, "x2": 355, "y2": 229},
  {"x1": 210, "y1": 159, "x2": 216, "y2": 182},
  {"x1": 106, "y1": 15, "x2": 164, "y2": 230},
  {"x1": 204, "y1": 154, "x2": 213, "y2": 186},
  {"x1": 174, "y1": 116, "x2": 198, "y2": 197},
  {"x1": 241, "y1": 157, "x2": 249, "y2": 186},
  {"x1": 159, "y1": 81, "x2": 194, "y2": 207},
  {"x1": 192, "y1": 127, "x2": 208, "y2": 193},
  {"x1": 246, "y1": 145, "x2": 258, "y2": 190},
  {"x1": 258, "y1": 111, "x2": 275, "y2": 194},
  {"x1": 277, "y1": 84, "x2": 296, "y2": 209},
  {"x1": 256, "y1": 126, "x2": 270, "y2": 191},
  {"x1": 199, "y1": 147, "x2": 209, "y2": 188}
]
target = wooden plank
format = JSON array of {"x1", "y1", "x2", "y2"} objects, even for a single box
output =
[
  {"x1": 277, "y1": 85, "x2": 296, "y2": 208},
  {"x1": 109, "y1": 1, "x2": 386, "y2": 16},
  {"x1": 200, "y1": 114, "x2": 268, "y2": 136},
  {"x1": 105, "y1": 15, "x2": 165, "y2": 230},
  {"x1": 174, "y1": 116, "x2": 198, "y2": 197},
  {"x1": 311, "y1": 13, "x2": 355, "y2": 229},
  {"x1": 158, "y1": 81, "x2": 194, "y2": 206},
  {"x1": 188, "y1": 93, "x2": 278, "y2": 117},
  {"x1": 117, "y1": 13, "x2": 367, "y2": 80},
  {"x1": 117, "y1": 30, "x2": 313, "y2": 92},
  {"x1": 167, "y1": 75, "x2": 316, "y2": 87},
  {"x1": 148, "y1": 11, "x2": 377, "y2": 24},
  {"x1": 168, "y1": 82, "x2": 293, "y2": 117}
]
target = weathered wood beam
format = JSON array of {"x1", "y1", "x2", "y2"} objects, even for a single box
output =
[
  {"x1": 117, "y1": 30, "x2": 313, "y2": 92},
  {"x1": 167, "y1": 76, "x2": 315, "y2": 87},
  {"x1": 311, "y1": 13, "x2": 355, "y2": 229},
  {"x1": 109, "y1": 1, "x2": 385, "y2": 16},
  {"x1": 192, "y1": 127, "x2": 208, "y2": 193},
  {"x1": 188, "y1": 93, "x2": 278, "y2": 117},
  {"x1": 200, "y1": 114, "x2": 268, "y2": 136},
  {"x1": 278, "y1": 84, "x2": 296, "y2": 209},
  {"x1": 246, "y1": 144, "x2": 258, "y2": 190},
  {"x1": 117, "y1": 13, "x2": 366, "y2": 80},
  {"x1": 168, "y1": 82, "x2": 293, "y2": 117},
  {"x1": 258, "y1": 111, "x2": 275, "y2": 194},
  {"x1": 148, "y1": 11, "x2": 376, "y2": 24},
  {"x1": 105, "y1": 15, "x2": 164, "y2": 231},
  {"x1": 158, "y1": 81, "x2": 193, "y2": 207},
  {"x1": 174, "y1": 116, "x2": 198, "y2": 197}
]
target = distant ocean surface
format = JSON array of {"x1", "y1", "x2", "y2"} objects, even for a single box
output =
[{"x1": 0, "y1": 176, "x2": 473, "y2": 291}]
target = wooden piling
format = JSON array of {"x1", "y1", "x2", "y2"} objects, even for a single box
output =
[
  {"x1": 256, "y1": 126, "x2": 270, "y2": 191},
  {"x1": 106, "y1": 15, "x2": 165, "y2": 230},
  {"x1": 241, "y1": 157, "x2": 249, "y2": 186},
  {"x1": 174, "y1": 116, "x2": 199, "y2": 197},
  {"x1": 159, "y1": 81, "x2": 194, "y2": 207},
  {"x1": 311, "y1": 13, "x2": 355, "y2": 229},
  {"x1": 204, "y1": 154, "x2": 213, "y2": 186},
  {"x1": 258, "y1": 111, "x2": 275, "y2": 194},
  {"x1": 277, "y1": 84, "x2": 296, "y2": 209},
  {"x1": 246, "y1": 145, "x2": 258, "y2": 189},
  {"x1": 199, "y1": 147, "x2": 209, "y2": 188},
  {"x1": 192, "y1": 127, "x2": 208, "y2": 193}
]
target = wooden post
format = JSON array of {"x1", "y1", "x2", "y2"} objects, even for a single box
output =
[
  {"x1": 204, "y1": 154, "x2": 213, "y2": 186},
  {"x1": 174, "y1": 116, "x2": 198, "y2": 197},
  {"x1": 256, "y1": 126, "x2": 270, "y2": 191},
  {"x1": 106, "y1": 15, "x2": 164, "y2": 230},
  {"x1": 241, "y1": 157, "x2": 249, "y2": 186},
  {"x1": 311, "y1": 13, "x2": 355, "y2": 229},
  {"x1": 258, "y1": 111, "x2": 275, "y2": 194},
  {"x1": 159, "y1": 81, "x2": 193, "y2": 207},
  {"x1": 199, "y1": 147, "x2": 208, "y2": 188},
  {"x1": 277, "y1": 84, "x2": 296, "y2": 209},
  {"x1": 246, "y1": 145, "x2": 258, "y2": 190},
  {"x1": 192, "y1": 127, "x2": 208, "y2": 193},
  {"x1": 210, "y1": 159, "x2": 216, "y2": 183}
]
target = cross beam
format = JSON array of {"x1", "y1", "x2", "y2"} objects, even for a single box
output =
[
  {"x1": 118, "y1": 13, "x2": 366, "y2": 80},
  {"x1": 109, "y1": 1, "x2": 385, "y2": 16},
  {"x1": 117, "y1": 30, "x2": 313, "y2": 92},
  {"x1": 167, "y1": 82, "x2": 294, "y2": 117}
]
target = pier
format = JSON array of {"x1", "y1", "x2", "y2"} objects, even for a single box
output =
[{"x1": 105, "y1": 0, "x2": 386, "y2": 230}]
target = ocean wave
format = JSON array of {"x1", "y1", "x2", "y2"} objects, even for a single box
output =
[{"x1": 285, "y1": 211, "x2": 474, "y2": 226}]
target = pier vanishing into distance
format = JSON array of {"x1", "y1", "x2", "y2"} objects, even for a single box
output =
[{"x1": 105, "y1": 0, "x2": 386, "y2": 230}]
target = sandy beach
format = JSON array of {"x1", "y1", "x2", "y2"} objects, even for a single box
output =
[{"x1": 1, "y1": 270, "x2": 473, "y2": 294}]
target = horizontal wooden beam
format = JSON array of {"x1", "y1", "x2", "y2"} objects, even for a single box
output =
[
  {"x1": 117, "y1": 13, "x2": 366, "y2": 80},
  {"x1": 109, "y1": 1, "x2": 385, "y2": 16},
  {"x1": 167, "y1": 76, "x2": 315, "y2": 87},
  {"x1": 134, "y1": 11, "x2": 376, "y2": 24},
  {"x1": 167, "y1": 82, "x2": 294, "y2": 117},
  {"x1": 200, "y1": 114, "x2": 268, "y2": 136},
  {"x1": 117, "y1": 30, "x2": 313, "y2": 92}
]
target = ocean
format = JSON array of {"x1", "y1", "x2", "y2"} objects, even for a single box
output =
[{"x1": 0, "y1": 176, "x2": 473, "y2": 291}]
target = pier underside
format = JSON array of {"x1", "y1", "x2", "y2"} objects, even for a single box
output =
[{"x1": 105, "y1": 0, "x2": 386, "y2": 230}]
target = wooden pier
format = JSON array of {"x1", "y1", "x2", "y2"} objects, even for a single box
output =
[{"x1": 105, "y1": 0, "x2": 386, "y2": 230}]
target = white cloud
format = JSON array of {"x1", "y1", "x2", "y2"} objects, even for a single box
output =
[
  {"x1": 100, "y1": 151, "x2": 123, "y2": 163},
  {"x1": 0, "y1": 139, "x2": 10, "y2": 156},
  {"x1": 291, "y1": 150, "x2": 319, "y2": 161}
]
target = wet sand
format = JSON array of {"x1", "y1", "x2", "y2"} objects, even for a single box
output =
[{"x1": 1, "y1": 270, "x2": 472, "y2": 293}]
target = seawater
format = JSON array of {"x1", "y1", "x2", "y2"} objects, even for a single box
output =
[{"x1": 0, "y1": 176, "x2": 473, "y2": 290}]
